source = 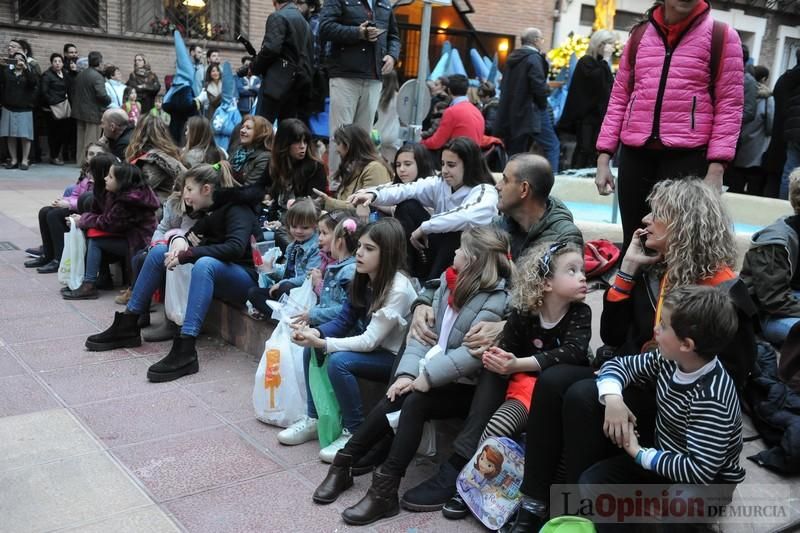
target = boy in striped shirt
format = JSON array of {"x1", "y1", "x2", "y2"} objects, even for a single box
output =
[{"x1": 580, "y1": 285, "x2": 745, "y2": 529}]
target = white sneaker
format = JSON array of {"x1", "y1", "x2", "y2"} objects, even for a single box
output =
[
  {"x1": 277, "y1": 416, "x2": 318, "y2": 446},
  {"x1": 318, "y1": 429, "x2": 352, "y2": 463}
]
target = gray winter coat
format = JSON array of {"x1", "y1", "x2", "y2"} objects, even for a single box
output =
[{"x1": 395, "y1": 275, "x2": 509, "y2": 387}]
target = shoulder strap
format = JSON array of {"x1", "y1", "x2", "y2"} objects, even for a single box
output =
[
  {"x1": 709, "y1": 20, "x2": 727, "y2": 101},
  {"x1": 626, "y1": 23, "x2": 649, "y2": 92}
]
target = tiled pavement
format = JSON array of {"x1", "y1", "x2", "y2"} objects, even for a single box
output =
[{"x1": 0, "y1": 165, "x2": 797, "y2": 533}]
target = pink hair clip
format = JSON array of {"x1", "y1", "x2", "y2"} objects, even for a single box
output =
[
  {"x1": 286, "y1": 198, "x2": 296, "y2": 209},
  {"x1": 342, "y1": 219, "x2": 358, "y2": 234}
]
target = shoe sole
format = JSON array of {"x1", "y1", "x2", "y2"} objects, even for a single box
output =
[
  {"x1": 442, "y1": 507, "x2": 470, "y2": 520},
  {"x1": 147, "y1": 360, "x2": 200, "y2": 382},
  {"x1": 85, "y1": 337, "x2": 142, "y2": 352},
  {"x1": 312, "y1": 479, "x2": 353, "y2": 504},
  {"x1": 63, "y1": 293, "x2": 99, "y2": 300},
  {"x1": 276, "y1": 434, "x2": 318, "y2": 446},
  {"x1": 400, "y1": 497, "x2": 448, "y2": 512},
  {"x1": 341, "y1": 505, "x2": 399, "y2": 526},
  {"x1": 351, "y1": 464, "x2": 375, "y2": 476}
]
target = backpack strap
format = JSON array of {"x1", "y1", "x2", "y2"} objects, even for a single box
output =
[
  {"x1": 626, "y1": 22, "x2": 649, "y2": 93},
  {"x1": 709, "y1": 20, "x2": 728, "y2": 102}
]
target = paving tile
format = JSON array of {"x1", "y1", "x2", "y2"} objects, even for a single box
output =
[
  {"x1": 0, "y1": 263, "x2": 26, "y2": 278},
  {"x1": 166, "y1": 470, "x2": 363, "y2": 533},
  {"x1": 113, "y1": 426, "x2": 282, "y2": 502},
  {"x1": 375, "y1": 510, "x2": 487, "y2": 533},
  {"x1": 12, "y1": 333, "x2": 142, "y2": 372},
  {"x1": 74, "y1": 389, "x2": 223, "y2": 447},
  {"x1": 0, "y1": 295, "x2": 73, "y2": 320},
  {"x1": 0, "y1": 374, "x2": 60, "y2": 417},
  {"x1": 1, "y1": 313, "x2": 98, "y2": 344},
  {"x1": 0, "y1": 408, "x2": 100, "y2": 472},
  {"x1": 40, "y1": 357, "x2": 170, "y2": 406},
  {"x1": 234, "y1": 417, "x2": 323, "y2": 467},
  {"x1": 65, "y1": 295, "x2": 128, "y2": 326},
  {"x1": 0, "y1": 346, "x2": 26, "y2": 377},
  {"x1": 0, "y1": 275, "x2": 51, "y2": 298},
  {"x1": 0, "y1": 451, "x2": 152, "y2": 532},
  {"x1": 59, "y1": 506, "x2": 181, "y2": 533},
  {"x1": 183, "y1": 375, "x2": 255, "y2": 422}
]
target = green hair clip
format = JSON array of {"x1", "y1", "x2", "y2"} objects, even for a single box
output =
[{"x1": 212, "y1": 162, "x2": 221, "y2": 171}]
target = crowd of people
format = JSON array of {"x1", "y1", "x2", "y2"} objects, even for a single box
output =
[{"x1": 6, "y1": 0, "x2": 800, "y2": 530}]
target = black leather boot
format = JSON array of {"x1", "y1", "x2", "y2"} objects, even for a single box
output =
[
  {"x1": 341, "y1": 468, "x2": 401, "y2": 526},
  {"x1": 312, "y1": 452, "x2": 354, "y2": 504},
  {"x1": 146, "y1": 335, "x2": 199, "y2": 382},
  {"x1": 85, "y1": 312, "x2": 141, "y2": 351}
]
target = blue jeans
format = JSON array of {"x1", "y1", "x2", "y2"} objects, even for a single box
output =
[
  {"x1": 84, "y1": 237, "x2": 127, "y2": 283},
  {"x1": 326, "y1": 349, "x2": 395, "y2": 432},
  {"x1": 303, "y1": 348, "x2": 319, "y2": 419},
  {"x1": 127, "y1": 244, "x2": 256, "y2": 337},
  {"x1": 780, "y1": 141, "x2": 800, "y2": 200},
  {"x1": 533, "y1": 106, "x2": 561, "y2": 173},
  {"x1": 761, "y1": 289, "x2": 800, "y2": 343}
]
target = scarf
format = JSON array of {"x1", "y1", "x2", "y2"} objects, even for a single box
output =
[
  {"x1": 230, "y1": 147, "x2": 252, "y2": 172},
  {"x1": 445, "y1": 266, "x2": 459, "y2": 309},
  {"x1": 652, "y1": 0, "x2": 708, "y2": 49}
]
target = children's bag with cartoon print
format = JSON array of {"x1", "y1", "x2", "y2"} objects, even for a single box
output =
[{"x1": 457, "y1": 436, "x2": 526, "y2": 530}]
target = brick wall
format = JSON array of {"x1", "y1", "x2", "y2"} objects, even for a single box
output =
[{"x1": 467, "y1": 0, "x2": 555, "y2": 47}]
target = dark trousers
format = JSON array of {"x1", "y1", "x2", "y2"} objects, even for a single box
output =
[
  {"x1": 617, "y1": 145, "x2": 707, "y2": 254},
  {"x1": 342, "y1": 383, "x2": 476, "y2": 477},
  {"x1": 724, "y1": 165, "x2": 767, "y2": 196},
  {"x1": 506, "y1": 135, "x2": 533, "y2": 157},
  {"x1": 257, "y1": 90, "x2": 306, "y2": 125},
  {"x1": 571, "y1": 119, "x2": 601, "y2": 169},
  {"x1": 47, "y1": 115, "x2": 69, "y2": 160},
  {"x1": 38, "y1": 206, "x2": 71, "y2": 261},
  {"x1": 579, "y1": 454, "x2": 735, "y2": 533},
  {"x1": 130, "y1": 248, "x2": 148, "y2": 288},
  {"x1": 393, "y1": 199, "x2": 461, "y2": 281},
  {"x1": 449, "y1": 369, "x2": 508, "y2": 461}
]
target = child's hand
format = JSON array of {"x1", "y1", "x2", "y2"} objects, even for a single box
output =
[
  {"x1": 164, "y1": 250, "x2": 181, "y2": 270},
  {"x1": 291, "y1": 311, "x2": 310, "y2": 326},
  {"x1": 265, "y1": 220, "x2": 282, "y2": 230},
  {"x1": 268, "y1": 283, "x2": 282, "y2": 298},
  {"x1": 387, "y1": 376, "x2": 414, "y2": 401},
  {"x1": 603, "y1": 395, "x2": 637, "y2": 448},
  {"x1": 412, "y1": 373, "x2": 431, "y2": 393},
  {"x1": 410, "y1": 228, "x2": 429, "y2": 251},
  {"x1": 481, "y1": 347, "x2": 518, "y2": 375},
  {"x1": 309, "y1": 268, "x2": 322, "y2": 288},
  {"x1": 52, "y1": 198, "x2": 69, "y2": 209},
  {"x1": 291, "y1": 327, "x2": 324, "y2": 349},
  {"x1": 623, "y1": 422, "x2": 640, "y2": 457}
]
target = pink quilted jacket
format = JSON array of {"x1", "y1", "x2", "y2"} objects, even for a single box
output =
[{"x1": 596, "y1": 11, "x2": 744, "y2": 162}]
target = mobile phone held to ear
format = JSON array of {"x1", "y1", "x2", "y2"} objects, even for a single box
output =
[{"x1": 638, "y1": 231, "x2": 656, "y2": 256}]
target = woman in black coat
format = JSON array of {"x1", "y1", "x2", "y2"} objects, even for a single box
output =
[
  {"x1": 40, "y1": 53, "x2": 72, "y2": 165},
  {"x1": 558, "y1": 30, "x2": 615, "y2": 169}
]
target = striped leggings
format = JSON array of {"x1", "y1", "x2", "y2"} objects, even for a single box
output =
[{"x1": 480, "y1": 398, "x2": 528, "y2": 443}]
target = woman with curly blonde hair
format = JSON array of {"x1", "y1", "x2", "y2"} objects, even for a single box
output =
[{"x1": 506, "y1": 177, "x2": 758, "y2": 532}]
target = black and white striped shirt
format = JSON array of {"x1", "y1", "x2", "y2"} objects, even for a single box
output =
[{"x1": 597, "y1": 351, "x2": 746, "y2": 485}]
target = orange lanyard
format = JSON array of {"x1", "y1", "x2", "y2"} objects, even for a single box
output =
[{"x1": 654, "y1": 275, "x2": 668, "y2": 329}]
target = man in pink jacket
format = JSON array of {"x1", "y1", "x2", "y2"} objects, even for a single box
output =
[{"x1": 594, "y1": 0, "x2": 743, "y2": 252}]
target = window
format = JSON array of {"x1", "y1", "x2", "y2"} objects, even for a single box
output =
[
  {"x1": 18, "y1": 0, "x2": 101, "y2": 28},
  {"x1": 126, "y1": 0, "x2": 245, "y2": 41}
]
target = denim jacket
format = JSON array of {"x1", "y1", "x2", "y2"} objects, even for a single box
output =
[
  {"x1": 269, "y1": 232, "x2": 322, "y2": 288},
  {"x1": 309, "y1": 256, "x2": 356, "y2": 326}
]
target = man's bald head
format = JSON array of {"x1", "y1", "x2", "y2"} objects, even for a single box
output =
[
  {"x1": 521, "y1": 28, "x2": 543, "y2": 47},
  {"x1": 101, "y1": 109, "x2": 129, "y2": 140}
]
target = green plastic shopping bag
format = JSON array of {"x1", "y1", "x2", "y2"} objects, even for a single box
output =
[{"x1": 308, "y1": 348, "x2": 343, "y2": 448}]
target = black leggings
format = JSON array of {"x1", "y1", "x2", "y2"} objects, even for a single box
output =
[
  {"x1": 38, "y1": 206, "x2": 71, "y2": 261},
  {"x1": 616, "y1": 145, "x2": 707, "y2": 254},
  {"x1": 393, "y1": 199, "x2": 460, "y2": 281},
  {"x1": 341, "y1": 383, "x2": 476, "y2": 477},
  {"x1": 519, "y1": 365, "x2": 658, "y2": 502},
  {"x1": 47, "y1": 115, "x2": 70, "y2": 160}
]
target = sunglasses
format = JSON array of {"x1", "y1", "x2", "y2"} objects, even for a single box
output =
[{"x1": 538, "y1": 242, "x2": 568, "y2": 277}]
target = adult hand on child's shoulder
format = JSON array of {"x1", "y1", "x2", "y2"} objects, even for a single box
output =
[{"x1": 409, "y1": 305, "x2": 438, "y2": 346}]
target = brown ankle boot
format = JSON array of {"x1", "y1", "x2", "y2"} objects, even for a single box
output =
[
  {"x1": 62, "y1": 281, "x2": 99, "y2": 300},
  {"x1": 313, "y1": 452, "x2": 354, "y2": 504},
  {"x1": 341, "y1": 468, "x2": 400, "y2": 526}
]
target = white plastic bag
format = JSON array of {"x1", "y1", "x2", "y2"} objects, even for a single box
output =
[
  {"x1": 165, "y1": 264, "x2": 193, "y2": 326},
  {"x1": 268, "y1": 275, "x2": 316, "y2": 322},
  {"x1": 58, "y1": 221, "x2": 86, "y2": 290},
  {"x1": 253, "y1": 276, "x2": 318, "y2": 427}
]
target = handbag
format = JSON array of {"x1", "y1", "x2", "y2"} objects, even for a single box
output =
[
  {"x1": 262, "y1": 59, "x2": 298, "y2": 100},
  {"x1": 50, "y1": 99, "x2": 71, "y2": 120}
]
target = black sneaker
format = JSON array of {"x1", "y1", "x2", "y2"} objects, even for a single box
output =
[
  {"x1": 25, "y1": 246, "x2": 43, "y2": 257},
  {"x1": 400, "y1": 461, "x2": 459, "y2": 512},
  {"x1": 442, "y1": 494, "x2": 470, "y2": 520}
]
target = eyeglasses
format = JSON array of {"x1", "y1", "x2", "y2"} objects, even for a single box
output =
[{"x1": 538, "y1": 242, "x2": 568, "y2": 277}]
